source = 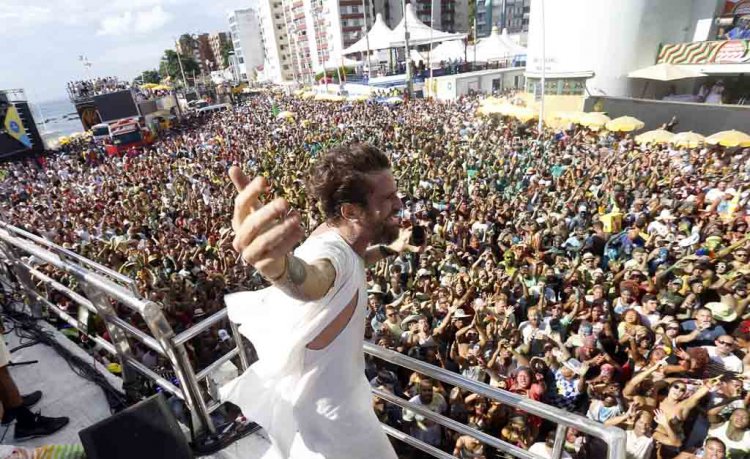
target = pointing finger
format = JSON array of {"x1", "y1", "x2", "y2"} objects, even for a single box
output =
[
  {"x1": 232, "y1": 176, "x2": 268, "y2": 231},
  {"x1": 229, "y1": 166, "x2": 252, "y2": 192}
]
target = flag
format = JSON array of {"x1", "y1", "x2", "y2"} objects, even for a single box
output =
[
  {"x1": 4, "y1": 105, "x2": 32, "y2": 148},
  {"x1": 271, "y1": 104, "x2": 280, "y2": 117}
]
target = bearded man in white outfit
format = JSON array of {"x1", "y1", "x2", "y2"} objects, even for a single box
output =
[{"x1": 222, "y1": 144, "x2": 416, "y2": 458}]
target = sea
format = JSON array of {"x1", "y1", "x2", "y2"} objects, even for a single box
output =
[{"x1": 29, "y1": 98, "x2": 85, "y2": 147}]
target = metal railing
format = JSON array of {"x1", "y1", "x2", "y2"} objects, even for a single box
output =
[
  {"x1": 0, "y1": 224, "x2": 249, "y2": 437},
  {"x1": 0, "y1": 222, "x2": 626, "y2": 458},
  {"x1": 365, "y1": 342, "x2": 626, "y2": 459}
]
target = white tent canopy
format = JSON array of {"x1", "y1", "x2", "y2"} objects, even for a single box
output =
[
  {"x1": 342, "y1": 13, "x2": 394, "y2": 55},
  {"x1": 389, "y1": 3, "x2": 466, "y2": 47},
  {"x1": 473, "y1": 27, "x2": 527, "y2": 62},
  {"x1": 323, "y1": 54, "x2": 361, "y2": 69},
  {"x1": 428, "y1": 40, "x2": 466, "y2": 65}
]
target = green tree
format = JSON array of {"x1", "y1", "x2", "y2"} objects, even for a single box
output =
[
  {"x1": 159, "y1": 49, "x2": 201, "y2": 86},
  {"x1": 220, "y1": 41, "x2": 234, "y2": 68},
  {"x1": 133, "y1": 69, "x2": 161, "y2": 86}
]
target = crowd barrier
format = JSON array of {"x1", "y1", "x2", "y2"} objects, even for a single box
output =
[{"x1": 0, "y1": 221, "x2": 625, "y2": 458}]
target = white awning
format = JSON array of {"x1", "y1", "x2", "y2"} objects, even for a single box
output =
[{"x1": 627, "y1": 62, "x2": 707, "y2": 81}]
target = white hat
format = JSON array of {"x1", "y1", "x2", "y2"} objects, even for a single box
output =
[
  {"x1": 400, "y1": 314, "x2": 422, "y2": 331},
  {"x1": 416, "y1": 268, "x2": 432, "y2": 278},
  {"x1": 367, "y1": 284, "x2": 384, "y2": 295},
  {"x1": 656, "y1": 209, "x2": 676, "y2": 221},
  {"x1": 705, "y1": 302, "x2": 738, "y2": 322},
  {"x1": 563, "y1": 358, "x2": 585, "y2": 375},
  {"x1": 218, "y1": 329, "x2": 231, "y2": 342},
  {"x1": 193, "y1": 308, "x2": 206, "y2": 317},
  {"x1": 453, "y1": 308, "x2": 472, "y2": 319}
]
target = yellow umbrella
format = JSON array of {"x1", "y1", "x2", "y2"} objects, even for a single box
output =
[
  {"x1": 512, "y1": 106, "x2": 537, "y2": 123},
  {"x1": 578, "y1": 112, "x2": 611, "y2": 131},
  {"x1": 634, "y1": 129, "x2": 675, "y2": 145},
  {"x1": 706, "y1": 130, "x2": 750, "y2": 148},
  {"x1": 606, "y1": 116, "x2": 645, "y2": 132},
  {"x1": 553, "y1": 111, "x2": 586, "y2": 124},
  {"x1": 140, "y1": 83, "x2": 159, "y2": 89},
  {"x1": 672, "y1": 131, "x2": 705, "y2": 148}
]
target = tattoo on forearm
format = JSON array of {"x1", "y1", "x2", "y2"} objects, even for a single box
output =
[
  {"x1": 287, "y1": 255, "x2": 307, "y2": 285},
  {"x1": 275, "y1": 255, "x2": 311, "y2": 301}
]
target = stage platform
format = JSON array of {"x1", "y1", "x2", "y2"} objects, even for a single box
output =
[{"x1": 0, "y1": 319, "x2": 271, "y2": 457}]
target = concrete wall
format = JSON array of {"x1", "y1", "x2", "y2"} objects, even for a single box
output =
[
  {"x1": 525, "y1": 0, "x2": 719, "y2": 98},
  {"x1": 583, "y1": 96, "x2": 750, "y2": 135},
  {"x1": 427, "y1": 68, "x2": 525, "y2": 100}
]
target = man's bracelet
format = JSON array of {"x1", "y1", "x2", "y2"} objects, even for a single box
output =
[{"x1": 379, "y1": 245, "x2": 397, "y2": 258}]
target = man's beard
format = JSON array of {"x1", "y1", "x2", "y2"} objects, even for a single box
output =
[{"x1": 372, "y1": 215, "x2": 400, "y2": 244}]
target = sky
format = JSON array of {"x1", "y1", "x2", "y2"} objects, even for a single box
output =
[{"x1": 0, "y1": 0, "x2": 252, "y2": 103}]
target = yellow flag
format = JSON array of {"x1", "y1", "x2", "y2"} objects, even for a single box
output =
[{"x1": 3, "y1": 105, "x2": 32, "y2": 148}]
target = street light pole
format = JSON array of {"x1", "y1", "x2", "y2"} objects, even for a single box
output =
[
  {"x1": 402, "y1": 0, "x2": 412, "y2": 98},
  {"x1": 538, "y1": 0, "x2": 546, "y2": 133},
  {"x1": 362, "y1": 0, "x2": 372, "y2": 80},
  {"x1": 428, "y1": 0, "x2": 434, "y2": 91},
  {"x1": 174, "y1": 39, "x2": 189, "y2": 88}
]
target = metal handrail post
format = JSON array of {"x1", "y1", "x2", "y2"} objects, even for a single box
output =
[
  {"x1": 229, "y1": 320, "x2": 249, "y2": 371},
  {"x1": 0, "y1": 241, "x2": 43, "y2": 317},
  {"x1": 551, "y1": 424, "x2": 567, "y2": 459},
  {"x1": 81, "y1": 282, "x2": 141, "y2": 397}
]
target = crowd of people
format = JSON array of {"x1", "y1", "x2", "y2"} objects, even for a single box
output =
[
  {"x1": 2, "y1": 89, "x2": 750, "y2": 459},
  {"x1": 66, "y1": 77, "x2": 131, "y2": 100}
]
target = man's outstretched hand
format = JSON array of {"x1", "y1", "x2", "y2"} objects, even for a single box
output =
[{"x1": 229, "y1": 166, "x2": 304, "y2": 279}]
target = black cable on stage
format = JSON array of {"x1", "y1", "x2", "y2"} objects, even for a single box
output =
[{"x1": 1, "y1": 288, "x2": 129, "y2": 414}]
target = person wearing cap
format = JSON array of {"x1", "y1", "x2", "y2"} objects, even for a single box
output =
[{"x1": 400, "y1": 314, "x2": 423, "y2": 351}]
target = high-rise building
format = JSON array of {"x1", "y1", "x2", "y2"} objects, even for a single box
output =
[
  {"x1": 176, "y1": 33, "x2": 220, "y2": 75},
  {"x1": 475, "y1": 0, "x2": 528, "y2": 37},
  {"x1": 375, "y1": 0, "x2": 468, "y2": 32},
  {"x1": 256, "y1": 0, "x2": 296, "y2": 82},
  {"x1": 228, "y1": 9, "x2": 266, "y2": 82},
  {"x1": 255, "y1": 0, "x2": 469, "y2": 83},
  {"x1": 209, "y1": 32, "x2": 231, "y2": 69}
]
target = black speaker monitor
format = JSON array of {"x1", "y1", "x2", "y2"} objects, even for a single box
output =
[{"x1": 78, "y1": 393, "x2": 193, "y2": 459}]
